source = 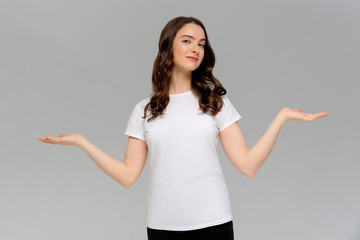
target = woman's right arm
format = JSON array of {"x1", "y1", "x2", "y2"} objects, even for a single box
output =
[{"x1": 38, "y1": 134, "x2": 148, "y2": 189}]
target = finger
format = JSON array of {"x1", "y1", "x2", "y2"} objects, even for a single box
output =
[
  {"x1": 320, "y1": 112, "x2": 329, "y2": 116},
  {"x1": 313, "y1": 112, "x2": 329, "y2": 119},
  {"x1": 40, "y1": 138, "x2": 54, "y2": 144},
  {"x1": 59, "y1": 133, "x2": 69, "y2": 137},
  {"x1": 306, "y1": 112, "x2": 329, "y2": 121},
  {"x1": 292, "y1": 108, "x2": 302, "y2": 112},
  {"x1": 45, "y1": 136, "x2": 59, "y2": 143}
]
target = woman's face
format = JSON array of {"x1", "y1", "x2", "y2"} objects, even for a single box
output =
[{"x1": 172, "y1": 23, "x2": 206, "y2": 73}]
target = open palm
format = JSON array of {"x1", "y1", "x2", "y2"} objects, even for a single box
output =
[
  {"x1": 281, "y1": 107, "x2": 329, "y2": 122},
  {"x1": 38, "y1": 133, "x2": 83, "y2": 146}
]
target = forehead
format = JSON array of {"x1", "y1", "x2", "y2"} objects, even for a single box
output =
[{"x1": 175, "y1": 23, "x2": 206, "y2": 40}]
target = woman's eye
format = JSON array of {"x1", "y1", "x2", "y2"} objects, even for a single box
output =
[{"x1": 182, "y1": 39, "x2": 205, "y2": 47}]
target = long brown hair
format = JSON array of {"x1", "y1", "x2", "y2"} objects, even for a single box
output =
[{"x1": 143, "y1": 16, "x2": 227, "y2": 121}]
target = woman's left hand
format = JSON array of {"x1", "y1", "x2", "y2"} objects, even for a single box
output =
[{"x1": 279, "y1": 107, "x2": 329, "y2": 123}]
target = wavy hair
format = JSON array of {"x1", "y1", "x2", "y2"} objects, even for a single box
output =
[{"x1": 143, "y1": 16, "x2": 227, "y2": 121}]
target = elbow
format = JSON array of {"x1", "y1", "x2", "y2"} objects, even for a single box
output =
[
  {"x1": 241, "y1": 168, "x2": 256, "y2": 178},
  {"x1": 122, "y1": 181, "x2": 133, "y2": 189},
  {"x1": 246, "y1": 172, "x2": 255, "y2": 179},
  {"x1": 119, "y1": 177, "x2": 135, "y2": 189},
  {"x1": 121, "y1": 181, "x2": 134, "y2": 189},
  {"x1": 237, "y1": 166, "x2": 255, "y2": 178},
  {"x1": 246, "y1": 168, "x2": 259, "y2": 178}
]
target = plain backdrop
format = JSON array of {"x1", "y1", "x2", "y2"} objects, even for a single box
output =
[{"x1": 1, "y1": 0, "x2": 359, "y2": 239}]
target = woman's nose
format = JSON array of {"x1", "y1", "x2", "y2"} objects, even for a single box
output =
[{"x1": 192, "y1": 45, "x2": 199, "y2": 53}]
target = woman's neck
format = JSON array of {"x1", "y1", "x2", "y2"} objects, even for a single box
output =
[{"x1": 168, "y1": 68, "x2": 192, "y2": 95}]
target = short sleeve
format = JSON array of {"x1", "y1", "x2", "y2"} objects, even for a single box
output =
[
  {"x1": 216, "y1": 95, "x2": 242, "y2": 132},
  {"x1": 124, "y1": 103, "x2": 146, "y2": 141}
]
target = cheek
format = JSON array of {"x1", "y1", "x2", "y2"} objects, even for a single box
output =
[
  {"x1": 173, "y1": 45, "x2": 185, "y2": 59},
  {"x1": 200, "y1": 50, "x2": 205, "y2": 61}
]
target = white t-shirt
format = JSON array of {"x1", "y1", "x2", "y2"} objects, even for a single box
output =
[{"x1": 124, "y1": 90, "x2": 241, "y2": 231}]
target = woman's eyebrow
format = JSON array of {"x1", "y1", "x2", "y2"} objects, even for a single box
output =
[{"x1": 180, "y1": 35, "x2": 206, "y2": 41}]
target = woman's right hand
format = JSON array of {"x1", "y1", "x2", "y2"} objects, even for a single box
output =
[{"x1": 38, "y1": 133, "x2": 84, "y2": 147}]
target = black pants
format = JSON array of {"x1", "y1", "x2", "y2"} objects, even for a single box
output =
[{"x1": 147, "y1": 221, "x2": 234, "y2": 240}]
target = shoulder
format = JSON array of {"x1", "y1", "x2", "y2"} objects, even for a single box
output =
[
  {"x1": 221, "y1": 94, "x2": 233, "y2": 102},
  {"x1": 219, "y1": 94, "x2": 232, "y2": 110},
  {"x1": 216, "y1": 94, "x2": 240, "y2": 117},
  {"x1": 133, "y1": 95, "x2": 151, "y2": 111}
]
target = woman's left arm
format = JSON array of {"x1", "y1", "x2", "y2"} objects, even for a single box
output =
[{"x1": 219, "y1": 108, "x2": 329, "y2": 178}]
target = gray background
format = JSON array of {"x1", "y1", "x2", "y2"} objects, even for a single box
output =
[{"x1": 1, "y1": 0, "x2": 359, "y2": 239}]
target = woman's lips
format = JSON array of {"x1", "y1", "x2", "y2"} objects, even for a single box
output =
[{"x1": 186, "y1": 56, "x2": 198, "y2": 62}]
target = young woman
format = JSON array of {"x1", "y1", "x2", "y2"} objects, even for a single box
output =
[{"x1": 38, "y1": 16, "x2": 329, "y2": 240}]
